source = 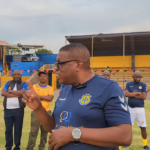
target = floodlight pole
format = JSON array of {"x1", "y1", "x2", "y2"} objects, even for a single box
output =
[
  {"x1": 123, "y1": 33, "x2": 125, "y2": 91},
  {"x1": 65, "y1": 39, "x2": 67, "y2": 45},
  {"x1": 92, "y1": 34, "x2": 98, "y2": 70}
]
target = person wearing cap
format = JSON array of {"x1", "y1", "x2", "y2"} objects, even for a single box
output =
[
  {"x1": 26, "y1": 71, "x2": 54, "y2": 150},
  {"x1": 125, "y1": 71, "x2": 149, "y2": 150}
]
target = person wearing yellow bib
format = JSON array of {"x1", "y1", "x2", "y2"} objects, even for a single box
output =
[{"x1": 26, "y1": 71, "x2": 54, "y2": 150}]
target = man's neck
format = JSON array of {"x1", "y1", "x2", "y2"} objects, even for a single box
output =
[
  {"x1": 133, "y1": 81, "x2": 140, "y2": 84},
  {"x1": 13, "y1": 79, "x2": 21, "y2": 83},
  {"x1": 73, "y1": 70, "x2": 94, "y2": 86},
  {"x1": 39, "y1": 82, "x2": 47, "y2": 87}
]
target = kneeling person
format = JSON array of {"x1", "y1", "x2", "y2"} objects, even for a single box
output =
[{"x1": 26, "y1": 71, "x2": 54, "y2": 150}]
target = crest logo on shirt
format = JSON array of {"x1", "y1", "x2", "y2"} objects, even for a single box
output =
[
  {"x1": 79, "y1": 94, "x2": 91, "y2": 105},
  {"x1": 8, "y1": 87, "x2": 11, "y2": 90},
  {"x1": 139, "y1": 86, "x2": 142, "y2": 89},
  {"x1": 118, "y1": 95, "x2": 128, "y2": 111},
  {"x1": 60, "y1": 111, "x2": 71, "y2": 123}
]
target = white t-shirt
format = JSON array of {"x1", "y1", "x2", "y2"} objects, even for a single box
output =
[{"x1": 6, "y1": 84, "x2": 20, "y2": 109}]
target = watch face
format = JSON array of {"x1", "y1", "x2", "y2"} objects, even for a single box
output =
[{"x1": 72, "y1": 128, "x2": 81, "y2": 139}]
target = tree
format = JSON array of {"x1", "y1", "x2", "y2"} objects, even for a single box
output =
[
  {"x1": 6, "y1": 46, "x2": 23, "y2": 55},
  {"x1": 35, "y1": 49, "x2": 53, "y2": 54}
]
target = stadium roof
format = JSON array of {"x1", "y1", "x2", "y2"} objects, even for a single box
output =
[
  {"x1": 17, "y1": 44, "x2": 44, "y2": 50},
  {"x1": 0, "y1": 41, "x2": 14, "y2": 46},
  {"x1": 0, "y1": 41, "x2": 44, "y2": 50},
  {"x1": 66, "y1": 31, "x2": 150, "y2": 56}
]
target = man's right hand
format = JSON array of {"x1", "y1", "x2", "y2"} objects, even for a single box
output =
[
  {"x1": 22, "y1": 80, "x2": 42, "y2": 111},
  {"x1": 135, "y1": 92, "x2": 142, "y2": 96},
  {"x1": 132, "y1": 92, "x2": 143, "y2": 97}
]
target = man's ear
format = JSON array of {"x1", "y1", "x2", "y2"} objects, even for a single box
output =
[{"x1": 76, "y1": 61, "x2": 83, "y2": 72}]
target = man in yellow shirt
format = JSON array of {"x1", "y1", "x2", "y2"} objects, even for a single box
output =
[{"x1": 26, "y1": 71, "x2": 54, "y2": 150}]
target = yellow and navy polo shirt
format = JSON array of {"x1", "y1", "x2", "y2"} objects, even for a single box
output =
[{"x1": 33, "y1": 83, "x2": 53, "y2": 111}]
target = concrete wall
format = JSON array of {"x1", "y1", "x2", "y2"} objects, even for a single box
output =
[
  {"x1": 10, "y1": 62, "x2": 43, "y2": 76},
  {"x1": 6, "y1": 55, "x2": 24, "y2": 63},
  {"x1": 37, "y1": 54, "x2": 57, "y2": 64},
  {"x1": 90, "y1": 55, "x2": 150, "y2": 68},
  {"x1": 28, "y1": 71, "x2": 39, "y2": 85},
  {"x1": 6, "y1": 54, "x2": 57, "y2": 77},
  {"x1": 90, "y1": 56, "x2": 132, "y2": 68}
]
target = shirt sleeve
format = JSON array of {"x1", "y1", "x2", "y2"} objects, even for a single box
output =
[
  {"x1": 52, "y1": 99, "x2": 59, "y2": 117},
  {"x1": 125, "y1": 82, "x2": 129, "y2": 91},
  {"x1": 52, "y1": 106, "x2": 56, "y2": 117},
  {"x1": 22, "y1": 82, "x2": 27, "y2": 90},
  {"x1": 100, "y1": 82, "x2": 131, "y2": 126},
  {"x1": 143, "y1": 83, "x2": 147, "y2": 93},
  {"x1": 3, "y1": 82, "x2": 9, "y2": 91},
  {"x1": 49, "y1": 86, "x2": 54, "y2": 96}
]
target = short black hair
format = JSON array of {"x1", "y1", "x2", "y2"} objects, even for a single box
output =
[
  {"x1": 59, "y1": 43, "x2": 90, "y2": 70},
  {"x1": 38, "y1": 71, "x2": 47, "y2": 76}
]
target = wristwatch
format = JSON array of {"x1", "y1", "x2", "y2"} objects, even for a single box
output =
[{"x1": 72, "y1": 128, "x2": 82, "y2": 144}]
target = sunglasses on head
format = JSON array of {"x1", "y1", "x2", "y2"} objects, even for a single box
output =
[{"x1": 54, "y1": 60, "x2": 78, "y2": 69}]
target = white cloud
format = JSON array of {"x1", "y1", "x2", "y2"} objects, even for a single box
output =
[{"x1": 0, "y1": 0, "x2": 150, "y2": 54}]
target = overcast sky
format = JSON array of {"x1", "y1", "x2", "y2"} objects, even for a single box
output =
[{"x1": 0, "y1": 0, "x2": 150, "y2": 54}]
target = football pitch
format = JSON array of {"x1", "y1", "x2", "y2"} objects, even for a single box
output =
[{"x1": 0, "y1": 98, "x2": 150, "y2": 150}]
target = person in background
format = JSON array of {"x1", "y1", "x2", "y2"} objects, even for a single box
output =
[
  {"x1": 125, "y1": 71, "x2": 149, "y2": 150},
  {"x1": 1, "y1": 69, "x2": 27, "y2": 150},
  {"x1": 102, "y1": 70, "x2": 110, "y2": 79},
  {"x1": 26, "y1": 71, "x2": 54, "y2": 150},
  {"x1": 23, "y1": 43, "x2": 132, "y2": 150},
  {"x1": 102, "y1": 70, "x2": 122, "y2": 150}
]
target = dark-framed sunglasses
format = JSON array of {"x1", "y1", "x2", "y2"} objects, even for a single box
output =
[{"x1": 54, "y1": 60, "x2": 78, "y2": 69}]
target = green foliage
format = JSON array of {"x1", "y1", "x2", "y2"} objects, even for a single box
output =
[
  {"x1": 35, "y1": 49, "x2": 53, "y2": 54},
  {"x1": 6, "y1": 46, "x2": 23, "y2": 55}
]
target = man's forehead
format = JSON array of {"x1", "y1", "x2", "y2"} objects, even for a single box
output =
[
  {"x1": 39, "y1": 74, "x2": 47, "y2": 77},
  {"x1": 133, "y1": 73, "x2": 141, "y2": 78},
  {"x1": 134, "y1": 75, "x2": 141, "y2": 77},
  {"x1": 13, "y1": 71, "x2": 21, "y2": 75},
  {"x1": 103, "y1": 71, "x2": 110, "y2": 75},
  {"x1": 57, "y1": 51, "x2": 72, "y2": 61},
  {"x1": 103, "y1": 72, "x2": 108, "y2": 75}
]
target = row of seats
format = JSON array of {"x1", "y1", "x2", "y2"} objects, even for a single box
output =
[{"x1": 95, "y1": 70, "x2": 150, "y2": 91}]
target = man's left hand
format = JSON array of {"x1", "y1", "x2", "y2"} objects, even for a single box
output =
[
  {"x1": 136, "y1": 92, "x2": 143, "y2": 95},
  {"x1": 48, "y1": 127, "x2": 74, "y2": 150},
  {"x1": 8, "y1": 90, "x2": 13, "y2": 94}
]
